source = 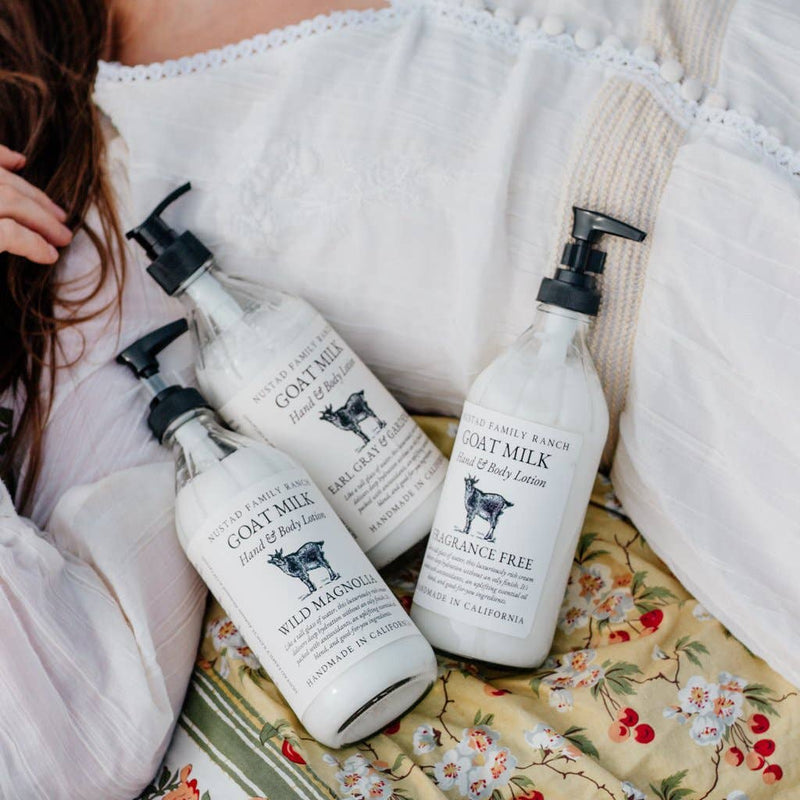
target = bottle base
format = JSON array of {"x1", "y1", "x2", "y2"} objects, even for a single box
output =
[
  {"x1": 410, "y1": 603, "x2": 551, "y2": 669},
  {"x1": 336, "y1": 672, "x2": 433, "y2": 743},
  {"x1": 300, "y1": 634, "x2": 436, "y2": 748}
]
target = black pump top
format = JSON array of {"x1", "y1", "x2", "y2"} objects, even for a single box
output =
[
  {"x1": 116, "y1": 319, "x2": 210, "y2": 442},
  {"x1": 537, "y1": 207, "x2": 646, "y2": 316},
  {"x1": 126, "y1": 183, "x2": 213, "y2": 296}
]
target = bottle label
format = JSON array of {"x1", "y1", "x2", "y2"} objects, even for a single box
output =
[
  {"x1": 218, "y1": 314, "x2": 447, "y2": 551},
  {"x1": 413, "y1": 402, "x2": 582, "y2": 638},
  {"x1": 185, "y1": 467, "x2": 418, "y2": 717}
]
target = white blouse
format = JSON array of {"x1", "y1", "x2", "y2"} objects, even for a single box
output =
[{"x1": 2, "y1": 1, "x2": 799, "y2": 797}]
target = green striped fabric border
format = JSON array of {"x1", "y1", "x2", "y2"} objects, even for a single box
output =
[{"x1": 177, "y1": 667, "x2": 337, "y2": 800}]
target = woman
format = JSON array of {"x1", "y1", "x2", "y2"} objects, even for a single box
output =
[{"x1": 3, "y1": 0, "x2": 800, "y2": 797}]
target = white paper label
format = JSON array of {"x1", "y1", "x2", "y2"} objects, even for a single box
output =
[
  {"x1": 219, "y1": 315, "x2": 447, "y2": 551},
  {"x1": 185, "y1": 467, "x2": 418, "y2": 716},
  {"x1": 413, "y1": 402, "x2": 582, "y2": 638}
]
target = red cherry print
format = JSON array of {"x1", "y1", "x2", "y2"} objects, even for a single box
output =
[
  {"x1": 609, "y1": 630, "x2": 631, "y2": 643},
  {"x1": 281, "y1": 739, "x2": 306, "y2": 765},
  {"x1": 520, "y1": 791, "x2": 544, "y2": 800},
  {"x1": 748, "y1": 713, "x2": 770, "y2": 734},
  {"x1": 617, "y1": 707, "x2": 639, "y2": 727},
  {"x1": 633, "y1": 724, "x2": 655, "y2": 744},
  {"x1": 383, "y1": 719, "x2": 401, "y2": 735},
  {"x1": 639, "y1": 609, "x2": 664, "y2": 630},
  {"x1": 763, "y1": 764, "x2": 783, "y2": 784},
  {"x1": 608, "y1": 721, "x2": 630, "y2": 742},
  {"x1": 754, "y1": 738, "x2": 775, "y2": 757},
  {"x1": 724, "y1": 746, "x2": 744, "y2": 766},
  {"x1": 483, "y1": 684, "x2": 511, "y2": 696},
  {"x1": 745, "y1": 751, "x2": 765, "y2": 771}
]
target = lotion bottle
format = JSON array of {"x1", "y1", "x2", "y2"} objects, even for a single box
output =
[
  {"x1": 125, "y1": 184, "x2": 447, "y2": 568},
  {"x1": 411, "y1": 208, "x2": 646, "y2": 668},
  {"x1": 117, "y1": 320, "x2": 436, "y2": 748}
]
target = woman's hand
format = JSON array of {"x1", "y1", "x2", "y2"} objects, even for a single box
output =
[{"x1": 0, "y1": 145, "x2": 73, "y2": 264}]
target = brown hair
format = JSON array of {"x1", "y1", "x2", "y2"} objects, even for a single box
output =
[{"x1": 0, "y1": 0, "x2": 124, "y2": 509}]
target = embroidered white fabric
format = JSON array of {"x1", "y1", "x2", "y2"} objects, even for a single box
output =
[
  {"x1": 96, "y1": 0, "x2": 800, "y2": 179},
  {"x1": 3, "y1": 1, "x2": 800, "y2": 797}
]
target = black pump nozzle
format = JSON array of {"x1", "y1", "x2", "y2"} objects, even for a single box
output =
[
  {"x1": 571, "y1": 207, "x2": 646, "y2": 245},
  {"x1": 126, "y1": 183, "x2": 213, "y2": 296},
  {"x1": 537, "y1": 206, "x2": 647, "y2": 316},
  {"x1": 116, "y1": 318, "x2": 189, "y2": 381},
  {"x1": 116, "y1": 319, "x2": 210, "y2": 442},
  {"x1": 125, "y1": 183, "x2": 192, "y2": 261}
]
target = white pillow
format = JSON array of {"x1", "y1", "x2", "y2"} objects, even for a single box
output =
[{"x1": 614, "y1": 128, "x2": 800, "y2": 687}]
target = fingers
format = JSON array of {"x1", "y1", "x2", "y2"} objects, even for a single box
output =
[
  {"x1": 0, "y1": 218, "x2": 60, "y2": 264},
  {"x1": 0, "y1": 164, "x2": 68, "y2": 222},
  {"x1": 0, "y1": 145, "x2": 26, "y2": 171},
  {"x1": 0, "y1": 145, "x2": 72, "y2": 263},
  {"x1": 0, "y1": 184, "x2": 73, "y2": 249}
]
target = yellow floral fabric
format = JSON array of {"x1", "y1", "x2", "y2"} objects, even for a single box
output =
[{"x1": 141, "y1": 416, "x2": 798, "y2": 800}]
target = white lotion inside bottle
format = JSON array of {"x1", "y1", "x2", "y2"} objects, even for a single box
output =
[
  {"x1": 117, "y1": 321, "x2": 437, "y2": 748},
  {"x1": 412, "y1": 306, "x2": 607, "y2": 666},
  {"x1": 172, "y1": 418, "x2": 437, "y2": 747},
  {"x1": 411, "y1": 207, "x2": 645, "y2": 667},
  {"x1": 126, "y1": 184, "x2": 447, "y2": 568}
]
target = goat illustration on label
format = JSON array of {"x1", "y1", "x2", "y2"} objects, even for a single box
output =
[
  {"x1": 460, "y1": 476, "x2": 514, "y2": 543},
  {"x1": 320, "y1": 390, "x2": 386, "y2": 449},
  {"x1": 268, "y1": 541, "x2": 340, "y2": 598}
]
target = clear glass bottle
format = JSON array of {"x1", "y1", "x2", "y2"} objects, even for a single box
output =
[
  {"x1": 126, "y1": 184, "x2": 447, "y2": 568},
  {"x1": 411, "y1": 208, "x2": 645, "y2": 667},
  {"x1": 411, "y1": 305, "x2": 608, "y2": 666},
  {"x1": 118, "y1": 322, "x2": 437, "y2": 748}
]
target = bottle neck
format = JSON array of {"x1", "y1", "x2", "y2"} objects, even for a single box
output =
[
  {"x1": 166, "y1": 410, "x2": 228, "y2": 465},
  {"x1": 182, "y1": 267, "x2": 246, "y2": 331},
  {"x1": 534, "y1": 303, "x2": 590, "y2": 363}
]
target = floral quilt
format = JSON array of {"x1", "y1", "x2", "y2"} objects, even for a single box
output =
[{"x1": 139, "y1": 417, "x2": 798, "y2": 800}]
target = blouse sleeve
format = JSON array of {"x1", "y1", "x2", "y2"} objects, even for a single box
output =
[{"x1": 0, "y1": 463, "x2": 206, "y2": 799}]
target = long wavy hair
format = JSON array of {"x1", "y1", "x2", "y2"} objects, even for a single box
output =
[{"x1": 0, "y1": 0, "x2": 124, "y2": 509}]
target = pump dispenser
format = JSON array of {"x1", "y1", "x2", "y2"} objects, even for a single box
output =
[
  {"x1": 126, "y1": 183, "x2": 213, "y2": 296},
  {"x1": 126, "y1": 184, "x2": 447, "y2": 568},
  {"x1": 118, "y1": 321, "x2": 436, "y2": 748},
  {"x1": 537, "y1": 207, "x2": 646, "y2": 315},
  {"x1": 116, "y1": 319, "x2": 210, "y2": 441},
  {"x1": 412, "y1": 207, "x2": 646, "y2": 668}
]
